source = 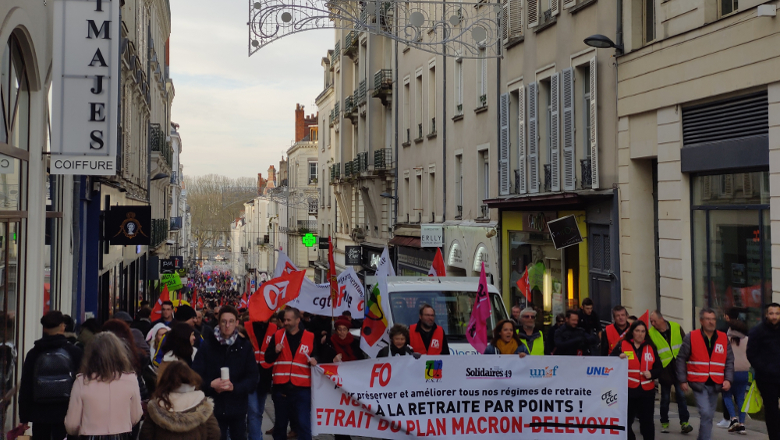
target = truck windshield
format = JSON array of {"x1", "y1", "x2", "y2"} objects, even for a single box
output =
[{"x1": 389, "y1": 291, "x2": 507, "y2": 339}]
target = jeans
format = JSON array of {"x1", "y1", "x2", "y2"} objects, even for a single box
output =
[
  {"x1": 755, "y1": 380, "x2": 780, "y2": 440},
  {"x1": 32, "y1": 423, "x2": 67, "y2": 440},
  {"x1": 692, "y1": 384, "x2": 719, "y2": 440},
  {"x1": 722, "y1": 371, "x2": 749, "y2": 424},
  {"x1": 627, "y1": 393, "x2": 655, "y2": 440},
  {"x1": 247, "y1": 391, "x2": 268, "y2": 439},
  {"x1": 273, "y1": 388, "x2": 311, "y2": 440},
  {"x1": 217, "y1": 416, "x2": 247, "y2": 440},
  {"x1": 660, "y1": 377, "x2": 690, "y2": 424}
]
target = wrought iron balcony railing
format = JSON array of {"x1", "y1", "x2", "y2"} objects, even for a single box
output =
[
  {"x1": 374, "y1": 69, "x2": 392, "y2": 90},
  {"x1": 358, "y1": 79, "x2": 367, "y2": 105},
  {"x1": 357, "y1": 151, "x2": 369, "y2": 172},
  {"x1": 332, "y1": 41, "x2": 341, "y2": 63},
  {"x1": 151, "y1": 218, "x2": 169, "y2": 248},
  {"x1": 344, "y1": 95, "x2": 355, "y2": 115},
  {"x1": 581, "y1": 158, "x2": 592, "y2": 189},
  {"x1": 150, "y1": 124, "x2": 172, "y2": 168},
  {"x1": 478, "y1": 94, "x2": 487, "y2": 108},
  {"x1": 429, "y1": 117, "x2": 436, "y2": 135},
  {"x1": 544, "y1": 163, "x2": 552, "y2": 192},
  {"x1": 374, "y1": 148, "x2": 393, "y2": 170}
]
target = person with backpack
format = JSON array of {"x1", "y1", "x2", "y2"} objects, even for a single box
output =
[{"x1": 18, "y1": 311, "x2": 83, "y2": 440}]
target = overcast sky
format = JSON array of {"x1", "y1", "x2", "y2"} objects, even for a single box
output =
[{"x1": 169, "y1": 0, "x2": 332, "y2": 179}]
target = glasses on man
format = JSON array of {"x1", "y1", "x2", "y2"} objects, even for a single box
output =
[
  {"x1": 220, "y1": 319, "x2": 237, "y2": 326},
  {"x1": 521, "y1": 315, "x2": 535, "y2": 319}
]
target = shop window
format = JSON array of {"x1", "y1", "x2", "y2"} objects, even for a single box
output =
[{"x1": 692, "y1": 171, "x2": 771, "y2": 329}]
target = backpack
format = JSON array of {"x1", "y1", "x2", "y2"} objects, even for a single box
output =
[{"x1": 33, "y1": 347, "x2": 75, "y2": 404}]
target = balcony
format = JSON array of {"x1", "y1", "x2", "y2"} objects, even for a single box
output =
[
  {"x1": 150, "y1": 218, "x2": 169, "y2": 248},
  {"x1": 330, "y1": 163, "x2": 341, "y2": 183},
  {"x1": 329, "y1": 108, "x2": 336, "y2": 127},
  {"x1": 514, "y1": 169, "x2": 522, "y2": 194},
  {"x1": 479, "y1": 204, "x2": 489, "y2": 219},
  {"x1": 403, "y1": 128, "x2": 411, "y2": 147},
  {"x1": 344, "y1": 94, "x2": 357, "y2": 124},
  {"x1": 344, "y1": 31, "x2": 358, "y2": 59},
  {"x1": 415, "y1": 123, "x2": 423, "y2": 142},
  {"x1": 331, "y1": 42, "x2": 341, "y2": 64},
  {"x1": 358, "y1": 79, "x2": 367, "y2": 106},
  {"x1": 581, "y1": 158, "x2": 592, "y2": 189},
  {"x1": 357, "y1": 151, "x2": 369, "y2": 173},
  {"x1": 372, "y1": 69, "x2": 393, "y2": 106},
  {"x1": 428, "y1": 117, "x2": 436, "y2": 138},
  {"x1": 297, "y1": 220, "x2": 318, "y2": 234},
  {"x1": 344, "y1": 160, "x2": 354, "y2": 179},
  {"x1": 456, "y1": 205, "x2": 463, "y2": 219},
  {"x1": 150, "y1": 124, "x2": 172, "y2": 169},
  {"x1": 308, "y1": 199, "x2": 318, "y2": 215},
  {"x1": 544, "y1": 163, "x2": 552, "y2": 192},
  {"x1": 478, "y1": 94, "x2": 487, "y2": 109},
  {"x1": 373, "y1": 148, "x2": 393, "y2": 172}
]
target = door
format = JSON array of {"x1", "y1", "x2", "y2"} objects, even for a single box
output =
[{"x1": 589, "y1": 224, "x2": 612, "y2": 320}]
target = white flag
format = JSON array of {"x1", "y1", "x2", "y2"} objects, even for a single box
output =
[{"x1": 274, "y1": 251, "x2": 298, "y2": 278}]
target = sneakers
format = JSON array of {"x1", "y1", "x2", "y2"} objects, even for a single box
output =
[
  {"x1": 738, "y1": 424, "x2": 747, "y2": 435},
  {"x1": 728, "y1": 419, "x2": 739, "y2": 432},
  {"x1": 681, "y1": 422, "x2": 693, "y2": 434},
  {"x1": 661, "y1": 423, "x2": 670, "y2": 433},
  {"x1": 729, "y1": 423, "x2": 747, "y2": 435},
  {"x1": 717, "y1": 419, "x2": 731, "y2": 428}
]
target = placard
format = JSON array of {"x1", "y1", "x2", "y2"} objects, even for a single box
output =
[{"x1": 547, "y1": 215, "x2": 583, "y2": 250}]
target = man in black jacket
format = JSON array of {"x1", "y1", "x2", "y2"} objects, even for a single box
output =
[
  {"x1": 554, "y1": 310, "x2": 599, "y2": 356},
  {"x1": 19, "y1": 311, "x2": 83, "y2": 440},
  {"x1": 193, "y1": 306, "x2": 259, "y2": 440},
  {"x1": 746, "y1": 303, "x2": 780, "y2": 440}
]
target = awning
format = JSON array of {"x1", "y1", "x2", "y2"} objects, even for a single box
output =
[
  {"x1": 394, "y1": 226, "x2": 421, "y2": 237},
  {"x1": 389, "y1": 236, "x2": 421, "y2": 247},
  {"x1": 484, "y1": 190, "x2": 612, "y2": 210}
]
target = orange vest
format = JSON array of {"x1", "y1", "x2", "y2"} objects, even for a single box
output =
[
  {"x1": 245, "y1": 322, "x2": 263, "y2": 364},
  {"x1": 686, "y1": 330, "x2": 727, "y2": 384},
  {"x1": 271, "y1": 329, "x2": 314, "y2": 387},
  {"x1": 606, "y1": 324, "x2": 629, "y2": 353},
  {"x1": 622, "y1": 340, "x2": 655, "y2": 391},
  {"x1": 409, "y1": 324, "x2": 444, "y2": 355},
  {"x1": 258, "y1": 323, "x2": 278, "y2": 369}
]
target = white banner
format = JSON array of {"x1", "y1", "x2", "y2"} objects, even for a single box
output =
[
  {"x1": 284, "y1": 267, "x2": 364, "y2": 318},
  {"x1": 313, "y1": 356, "x2": 628, "y2": 439}
]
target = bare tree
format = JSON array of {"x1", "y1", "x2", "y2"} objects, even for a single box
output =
[{"x1": 185, "y1": 174, "x2": 257, "y2": 261}]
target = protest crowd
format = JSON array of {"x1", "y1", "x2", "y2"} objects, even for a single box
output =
[{"x1": 8, "y1": 254, "x2": 780, "y2": 440}]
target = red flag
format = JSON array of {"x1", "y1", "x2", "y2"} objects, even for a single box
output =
[
  {"x1": 639, "y1": 310, "x2": 650, "y2": 327},
  {"x1": 239, "y1": 292, "x2": 248, "y2": 309},
  {"x1": 466, "y1": 263, "x2": 491, "y2": 353},
  {"x1": 248, "y1": 270, "x2": 306, "y2": 322},
  {"x1": 427, "y1": 248, "x2": 447, "y2": 277},
  {"x1": 191, "y1": 288, "x2": 198, "y2": 310},
  {"x1": 219, "y1": 295, "x2": 225, "y2": 307},
  {"x1": 151, "y1": 286, "x2": 170, "y2": 320},
  {"x1": 515, "y1": 268, "x2": 531, "y2": 301},
  {"x1": 328, "y1": 236, "x2": 338, "y2": 305},
  {"x1": 197, "y1": 296, "x2": 204, "y2": 309}
]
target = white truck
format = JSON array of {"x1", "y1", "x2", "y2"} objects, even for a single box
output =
[{"x1": 365, "y1": 276, "x2": 509, "y2": 355}]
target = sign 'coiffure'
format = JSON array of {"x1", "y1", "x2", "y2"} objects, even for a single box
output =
[{"x1": 51, "y1": 0, "x2": 120, "y2": 175}]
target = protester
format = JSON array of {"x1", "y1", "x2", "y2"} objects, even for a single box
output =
[
  {"x1": 192, "y1": 305, "x2": 258, "y2": 440},
  {"x1": 647, "y1": 310, "x2": 692, "y2": 434},
  {"x1": 722, "y1": 318, "x2": 750, "y2": 434},
  {"x1": 602, "y1": 305, "x2": 630, "y2": 356},
  {"x1": 77, "y1": 318, "x2": 101, "y2": 347},
  {"x1": 64, "y1": 332, "x2": 143, "y2": 439},
  {"x1": 409, "y1": 304, "x2": 450, "y2": 355},
  {"x1": 247, "y1": 312, "x2": 281, "y2": 439},
  {"x1": 377, "y1": 324, "x2": 416, "y2": 357},
  {"x1": 140, "y1": 360, "x2": 221, "y2": 440},
  {"x1": 19, "y1": 311, "x2": 83, "y2": 440},
  {"x1": 325, "y1": 316, "x2": 365, "y2": 362},
  {"x1": 612, "y1": 320, "x2": 662, "y2": 440},
  {"x1": 746, "y1": 302, "x2": 780, "y2": 439},
  {"x1": 147, "y1": 323, "x2": 170, "y2": 359},
  {"x1": 545, "y1": 313, "x2": 565, "y2": 355},
  {"x1": 132, "y1": 307, "x2": 153, "y2": 337},
  {"x1": 509, "y1": 305, "x2": 522, "y2": 330},
  {"x1": 154, "y1": 301, "x2": 176, "y2": 326},
  {"x1": 484, "y1": 320, "x2": 529, "y2": 357},
  {"x1": 158, "y1": 322, "x2": 198, "y2": 379},
  {"x1": 264, "y1": 307, "x2": 319, "y2": 440},
  {"x1": 516, "y1": 307, "x2": 544, "y2": 355},
  {"x1": 114, "y1": 311, "x2": 151, "y2": 358},
  {"x1": 554, "y1": 310, "x2": 599, "y2": 355},
  {"x1": 102, "y1": 319, "x2": 150, "y2": 371},
  {"x1": 677, "y1": 308, "x2": 734, "y2": 440},
  {"x1": 716, "y1": 307, "x2": 743, "y2": 428},
  {"x1": 577, "y1": 298, "x2": 602, "y2": 337},
  {"x1": 175, "y1": 305, "x2": 198, "y2": 328},
  {"x1": 62, "y1": 315, "x2": 79, "y2": 346}
]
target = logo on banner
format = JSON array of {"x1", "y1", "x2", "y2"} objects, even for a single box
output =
[
  {"x1": 644, "y1": 352, "x2": 654, "y2": 362},
  {"x1": 262, "y1": 280, "x2": 291, "y2": 310},
  {"x1": 466, "y1": 367, "x2": 512, "y2": 379},
  {"x1": 529, "y1": 365, "x2": 559, "y2": 378},
  {"x1": 370, "y1": 363, "x2": 391, "y2": 387},
  {"x1": 321, "y1": 365, "x2": 342, "y2": 387},
  {"x1": 714, "y1": 344, "x2": 724, "y2": 354},
  {"x1": 587, "y1": 367, "x2": 614, "y2": 377},
  {"x1": 283, "y1": 262, "x2": 297, "y2": 275},
  {"x1": 602, "y1": 390, "x2": 618, "y2": 407},
  {"x1": 425, "y1": 360, "x2": 443, "y2": 382}
]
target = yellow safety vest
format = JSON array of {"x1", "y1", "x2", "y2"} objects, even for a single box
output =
[
  {"x1": 648, "y1": 321, "x2": 683, "y2": 368},
  {"x1": 519, "y1": 331, "x2": 545, "y2": 356}
]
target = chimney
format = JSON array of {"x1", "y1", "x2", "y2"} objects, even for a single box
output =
[
  {"x1": 295, "y1": 104, "x2": 305, "y2": 142},
  {"x1": 267, "y1": 165, "x2": 276, "y2": 184}
]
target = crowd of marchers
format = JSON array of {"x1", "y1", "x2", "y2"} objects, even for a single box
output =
[{"x1": 9, "y1": 292, "x2": 780, "y2": 440}]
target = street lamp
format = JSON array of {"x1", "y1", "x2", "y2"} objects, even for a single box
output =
[
  {"x1": 380, "y1": 192, "x2": 397, "y2": 200},
  {"x1": 584, "y1": 34, "x2": 623, "y2": 54},
  {"x1": 151, "y1": 172, "x2": 170, "y2": 181}
]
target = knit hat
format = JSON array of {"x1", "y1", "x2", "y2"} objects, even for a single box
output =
[
  {"x1": 175, "y1": 305, "x2": 197, "y2": 323},
  {"x1": 335, "y1": 316, "x2": 351, "y2": 330}
]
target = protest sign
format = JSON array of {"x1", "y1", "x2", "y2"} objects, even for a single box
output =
[
  {"x1": 312, "y1": 355, "x2": 627, "y2": 439},
  {"x1": 160, "y1": 273, "x2": 183, "y2": 291},
  {"x1": 286, "y1": 267, "x2": 364, "y2": 318}
]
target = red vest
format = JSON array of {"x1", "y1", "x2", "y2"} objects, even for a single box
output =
[
  {"x1": 606, "y1": 324, "x2": 629, "y2": 353},
  {"x1": 271, "y1": 329, "x2": 314, "y2": 387},
  {"x1": 244, "y1": 322, "x2": 263, "y2": 364},
  {"x1": 259, "y1": 323, "x2": 278, "y2": 369},
  {"x1": 687, "y1": 330, "x2": 727, "y2": 384},
  {"x1": 622, "y1": 340, "x2": 655, "y2": 391},
  {"x1": 409, "y1": 324, "x2": 444, "y2": 355}
]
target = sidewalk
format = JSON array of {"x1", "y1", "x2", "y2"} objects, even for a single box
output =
[{"x1": 645, "y1": 401, "x2": 768, "y2": 439}]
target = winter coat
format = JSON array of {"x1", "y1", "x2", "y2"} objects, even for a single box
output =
[
  {"x1": 746, "y1": 319, "x2": 780, "y2": 384},
  {"x1": 64, "y1": 373, "x2": 143, "y2": 436},
  {"x1": 553, "y1": 325, "x2": 599, "y2": 356},
  {"x1": 18, "y1": 334, "x2": 83, "y2": 424},
  {"x1": 377, "y1": 344, "x2": 416, "y2": 357},
  {"x1": 140, "y1": 391, "x2": 220, "y2": 440},
  {"x1": 191, "y1": 332, "x2": 258, "y2": 421},
  {"x1": 484, "y1": 343, "x2": 529, "y2": 355}
]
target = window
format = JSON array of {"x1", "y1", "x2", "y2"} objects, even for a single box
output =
[
  {"x1": 308, "y1": 162, "x2": 317, "y2": 184},
  {"x1": 644, "y1": 0, "x2": 655, "y2": 43},
  {"x1": 428, "y1": 64, "x2": 436, "y2": 134},
  {"x1": 404, "y1": 176, "x2": 410, "y2": 219},
  {"x1": 415, "y1": 173, "x2": 423, "y2": 222},
  {"x1": 539, "y1": 79, "x2": 551, "y2": 191},
  {"x1": 403, "y1": 79, "x2": 411, "y2": 143},
  {"x1": 454, "y1": 58, "x2": 463, "y2": 115},
  {"x1": 502, "y1": 0, "x2": 523, "y2": 43},
  {"x1": 415, "y1": 73, "x2": 423, "y2": 139},
  {"x1": 479, "y1": 150, "x2": 489, "y2": 215},
  {"x1": 720, "y1": 0, "x2": 738, "y2": 16},
  {"x1": 428, "y1": 171, "x2": 435, "y2": 220},
  {"x1": 581, "y1": 68, "x2": 591, "y2": 159},
  {"x1": 477, "y1": 48, "x2": 487, "y2": 107}
]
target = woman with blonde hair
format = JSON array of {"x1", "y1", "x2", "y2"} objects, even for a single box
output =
[
  {"x1": 64, "y1": 332, "x2": 143, "y2": 439},
  {"x1": 140, "y1": 360, "x2": 220, "y2": 440}
]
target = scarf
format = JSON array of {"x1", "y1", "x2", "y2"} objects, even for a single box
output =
[
  {"x1": 496, "y1": 338, "x2": 519, "y2": 355},
  {"x1": 331, "y1": 333, "x2": 356, "y2": 361},
  {"x1": 214, "y1": 326, "x2": 238, "y2": 346}
]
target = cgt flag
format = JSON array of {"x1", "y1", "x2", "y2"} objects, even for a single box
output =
[
  {"x1": 151, "y1": 286, "x2": 171, "y2": 321},
  {"x1": 248, "y1": 270, "x2": 306, "y2": 322},
  {"x1": 239, "y1": 292, "x2": 248, "y2": 309},
  {"x1": 515, "y1": 267, "x2": 531, "y2": 301},
  {"x1": 466, "y1": 262, "x2": 491, "y2": 354},
  {"x1": 427, "y1": 248, "x2": 447, "y2": 277},
  {"x1": 274, "y1": 251, "x2": 299, "y2": 278},
  {"x1": 328, "y1": 237, "x2": 338, "y2": 305}
]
